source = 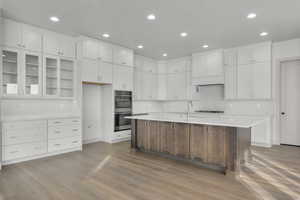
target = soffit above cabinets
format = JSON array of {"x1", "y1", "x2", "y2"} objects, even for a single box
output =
[{"x1": 2, "y1": 0, "x2": 300, "y2": 59}]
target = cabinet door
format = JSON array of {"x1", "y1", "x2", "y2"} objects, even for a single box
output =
[
  {"x1": 133, "y1": 71, "x2": 143, "y2": 100},
  {"x1": 207, "y1": 50, "x2": 223, "y2": 76},
  {"x1": 81, "y1": 59, "x2": 98, "y2": 82},
  {"x1": 3, "y1": 19, "x2": 22, "y2": 48},
  {"x1": 43, "y1": 32, "x2": 60, "y2": 56},
  {"x1": 224, "y1": 66, "x2": 237, "y2": 99},
  {"x1": 190, "y1": 124, "x2": 207, "y2": 162},
  {"x1": 82, "y1": 39, "x2": 99, "y2": 60},
  {"x1": 238, "y1": 43, "x2": 271, "y2": 65},
  {"x1": 44, "y1": 56, "x2": 59, "y2": 96},
  {"x1": 22, "y1": 24, "x2": 42, "y2": 52},
  {"x1": 2, "y1": 49, "x2": 21, "y2": 95},
  {"x1": 149, "y1": 121, "x2": 160, "y2": 152},
  {"x1": 207, "y1": 126, "x2": 226, "y2": 166},
  {"x1": 224, "y1": 49, "x2": 237, "y2": 67},
  {"x1": 113, "y1": 65, "x2": 133, "y2": 91},
  {"x1": 60, "y1": 59, "x2": 75, "y2": 97},
  {"x1": 192, "y1": 53, "x2": 207, "y2": 77},
  {"x1": 134, "y1": 55, "x2": 144, "y2": 69},
  {"x1": 143, "y1": 59, "x2": 157, "y2": 73},
  {"x1": 168, "y1": 59, "x2": 187, "y2": 73},
  {"x1": 137, "y1": 120, "x2": 150, "y2": 150},
  {"x1": 113, "y1": 46, "x2": 133, "y2": 67},
  {"x1": 167, "y1": 73, "x2": 186, "y2": 100},
  {"x1": 237, "y1": 64, "x2": 253, "y2": 99},
  {"x1": 99, "y1": 42, "x2": 113, "y2": 63},
  {"x1": 98, "y1": 61, "x2": 113, "y2": 84},
  {"x1": 157, "y1": 74, "x2": 167, "y2": 100},
  {"x1": 253, "y1": 62, "x2": 271, "y2": 99},
  {"x1": 237, "y1": 62, "x2": 271, "y2": 99},
  {"x1": 174, "y1": 123, "x2": 190, "y2": 158},
  {"x1": 59, "y1": 35, "x2": 75, "y2": 58},
  {"x1": 24, "y1": 52, "x2": 42, "y2": 96}
]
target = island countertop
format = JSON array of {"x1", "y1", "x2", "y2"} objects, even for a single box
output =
[{"x1": 126, "y1": 113, "x2": 267, "y2": 128}]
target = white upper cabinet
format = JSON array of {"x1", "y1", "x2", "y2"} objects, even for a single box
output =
[
  {"x1": 3, "y1": 19, "x2": 42, "y2": 52},
  {"x1": 99, "y1": 42, "x2": 113, "y2": 63},
  {"x1": 167, "y1": 73, "x2": 187, "y2": 100},
  {"x1": 224, "y1": 49, "x2": 237, "y2": 99},
  {"x1": 113, "y1": 65, "x2": 133, "y2": 91},
  {"x1": 167, "y1": 59, "x2": 187, "y2": 73},
  {"x1": 192, "y1": 50, "x2": 224, "y2": 85},
  {"x1": 81, "y1": 59, "x2": 98, "y2": 83},
  {"x1": 81, "y1": 39, "x2": 113, "y2": 63},
  {"x1": 43, "y1": 31, "x2": 75, "y2": 58},
  {"x1": 192, "y1": 50, "x2": 223, "y2": 77},
  {"x1": 237, "y1": 42, "x2": 271, "y2": 65},
  {"x1": 82, "y1": 39, "x2": 99, "y2": 60},
  {"x1": 113, "y1": 46, "x2": 133, "y2": 67},
  {"x1": 237, "y1": 62, "x2": 271, "y2": 99},
  {"x1": 98, "y1": 62, "x2": 113, "y2": 84}
]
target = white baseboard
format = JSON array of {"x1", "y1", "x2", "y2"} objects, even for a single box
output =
[
  {"x1": 2, "y1": 147, "x2": 82, "y2": 166},
  {"x1": 111, "y1": 136, "x2": 131, "y2": 144},
  {"x1": 251, "y1": 142, "x2": 272, "y2": 148},
  {"x1": 83, "y1": 137, "x2": 104, "y2": 145}
]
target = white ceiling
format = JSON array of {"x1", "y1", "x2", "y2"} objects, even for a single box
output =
[{"x1": 2, "y1": 0, "x2": 300, "y2": 59}]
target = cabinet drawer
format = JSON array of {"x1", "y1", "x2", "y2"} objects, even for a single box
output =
[
  {"x1": 48, "y1": 125, "x2": 81, "y2": 139},
  {"x1": 48, "y1": 118, "x2": 81, "y2": 127},
  {"x1": 3, "y1": 142, "x2": 46, "y2": 161},
  {"x1": 4, "y1": 120, "x2": 46, "y2": 131},
  {"x1": 48, "y1": 137, "x2": 82, "y2": 153},
  {"x1": 4, "y1": 127, "x2": 46, "y2": 146}
]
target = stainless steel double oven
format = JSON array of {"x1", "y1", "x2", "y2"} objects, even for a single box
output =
[{"x1": 114, "y1": 91, "x2": 132, "y2": 132}]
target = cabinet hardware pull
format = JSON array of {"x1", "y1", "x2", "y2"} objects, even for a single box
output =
[
  {"x1": 72, "y1": 141, "x2": 78, "y2": 143},
  {"x1": 54, "y1": 144, "x2": 61, "y2": 146},
  {"x1": 55, "y1": 131, "x2": 60, "y2": 133},
  {"x1": 72, "y1": 129, "x2": 79, "y2": 131},
  {"x1": 10, "y1": 136, "x2": 17, "y2": 139},
  {"x1": 10, "y1": 151, "x2": 19, "y2": 154}
]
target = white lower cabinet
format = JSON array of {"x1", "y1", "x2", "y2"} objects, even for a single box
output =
[
  {"x1": 2, "y1": 120, "x2": 47, "y2": 162},
  {"x1": 47, "y1": 118, "x2": 82, "y2": 153},
  {"x1": 1, "y1": 117, "x2": 81, "y2": 164}
]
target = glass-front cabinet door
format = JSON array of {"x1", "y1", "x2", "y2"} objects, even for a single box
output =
[
  {"x1": 44, "y1": 56, "x2": 59, "y2": 96},
  {"x1": 24, "y1": 52, "x2": 42, "y2": 96},
  {"x1": 2, "y1": 49, "x2": 20, "y2": 96},
  {"x1": 59, "y1": 59, "x2": 74, "y2": 98}
]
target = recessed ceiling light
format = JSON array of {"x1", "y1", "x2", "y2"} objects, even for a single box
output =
[
  {"x1": 260, "y1": 32, "x2": 269, "y2": 36},
  {"x1": 202, "y1": 44, "x2": 209, "y2": 48},
  {"x1": 247, "y1": 13, "x2": 257, "y2": 19},
  {"x1": 147, "y1": 14, "x2": 156, "y2": 20},
  {"x1": 102, "y1": 33, "x2": 110, "y2": 38},
  {"x1": 137, "y1": 45, "x2": 144, "y2": 49},
  {"x1": 180, "y1": 32, "x2": 188, "y2": 37},
  {"x1": 163, "y1": 53, "x2": 168, "y2": 57},
  {"x1": 50, "y1": 16, "x2": 60, "y2": 22}
]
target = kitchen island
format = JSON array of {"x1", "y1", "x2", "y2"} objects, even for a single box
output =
[{"x1": 126, "y1": 114, "x2": 266, "y2": 174}]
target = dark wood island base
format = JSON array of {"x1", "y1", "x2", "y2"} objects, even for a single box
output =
[{"x1": 131, "y1": 119, "x2": 251, "y2": 174}]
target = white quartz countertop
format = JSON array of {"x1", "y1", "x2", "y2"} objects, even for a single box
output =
[
  {"x1": 1, "y1": 113, "x2": 81, "y2": 122},
  {"x1": 126, "y1": 113, "x2": 267, "y2": 128}
]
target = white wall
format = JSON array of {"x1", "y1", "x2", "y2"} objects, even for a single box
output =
[{"x1": 272, "y1": 38, "x2": 300, "y2": 145}]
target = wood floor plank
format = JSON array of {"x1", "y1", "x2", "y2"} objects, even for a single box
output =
[{"x1": 0, "y1": 142, "x2": 299, "y2": 200}]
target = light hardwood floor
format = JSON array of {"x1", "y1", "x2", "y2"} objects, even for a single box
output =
[{"x1": 0, "y1": 142, "x2": 299, "y2": 200}]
